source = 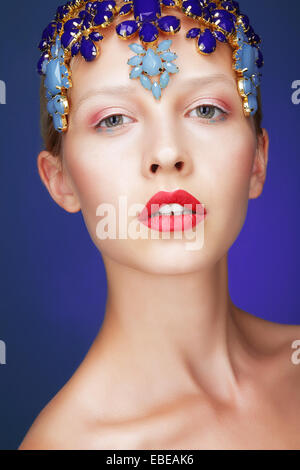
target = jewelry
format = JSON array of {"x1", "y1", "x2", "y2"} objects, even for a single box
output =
[{"x1": 37, "y1": 0, "x2": 263, "y2": 132}]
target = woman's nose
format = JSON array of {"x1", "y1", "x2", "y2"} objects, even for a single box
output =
[{"x1": 141, "y1": 120, "x2": 193, "y2": 178}]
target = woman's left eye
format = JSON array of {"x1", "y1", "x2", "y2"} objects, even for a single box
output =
[
  {"x1": 95, "y1": 114, "x2": 133, "y2": 130},
  {"x1": 188, "y1": 104, "x2": 227, "y2": 121}
]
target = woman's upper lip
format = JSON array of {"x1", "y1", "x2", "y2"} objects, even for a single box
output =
[{"x1": 138, "y1": 189, "x2": 207, "y2": 221}]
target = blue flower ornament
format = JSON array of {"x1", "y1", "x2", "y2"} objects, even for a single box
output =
[{"x1": 127, "y1": 39, "x2": 179, "y2": 100}]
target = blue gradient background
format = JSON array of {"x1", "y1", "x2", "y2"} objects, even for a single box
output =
[{"x1": 0, "y1": 0, "x2": 299, "y2": 450}]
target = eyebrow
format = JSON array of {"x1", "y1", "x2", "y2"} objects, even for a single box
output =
[{"x1": 73, "y1": 73, "x2": 235, "y2": 114}]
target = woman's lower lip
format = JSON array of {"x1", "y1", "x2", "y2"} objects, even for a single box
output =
[{"x1": 139, "y1": 212, "x2": 206, "y2": 232}]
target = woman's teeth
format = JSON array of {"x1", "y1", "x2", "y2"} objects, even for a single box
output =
[{"x1": 151, "y1": 203, "x2": 195, "y2": 218}]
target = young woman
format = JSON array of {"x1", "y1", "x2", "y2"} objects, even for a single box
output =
[{"x1": 19, "y1": 0, "x2": 300, "y2": 449}]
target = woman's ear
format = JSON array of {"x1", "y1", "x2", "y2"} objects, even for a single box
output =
[
  {"x1": 248, "y1": 128, "x2": 269, "y2": 200},
  {"x1": 37, "y1": 150, "x2": 81, "y2": 213}
]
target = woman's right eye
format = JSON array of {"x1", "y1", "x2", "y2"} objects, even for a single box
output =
[{"x1": 95, "y1": 114, "x2": 133, "y2": 130}]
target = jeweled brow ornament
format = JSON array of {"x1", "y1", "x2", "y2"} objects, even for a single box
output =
[{"x1": 37, "y1": 0, "x2": 263, "y2": 132}]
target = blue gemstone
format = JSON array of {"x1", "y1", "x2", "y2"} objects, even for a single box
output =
[
  {"x1": 56, "y1": 5, "x2": 69, "y2": 20},
  {"x1": 130, "y1": 66, "x2": 143, "y2": 78},
  {"x1": 152, "y1": 81, "x2": 161, "y2": 100},
  {"x1": 71, "y1": 41, "x2": 81, "y2": 56},
  {"x1": 213, "y1": 30, "x2": 227, "y2": 42},
  {"x1": 241, "y1": 77, "x2": 253, "y2": 96},
  {"x1": 240, "y1": 14, "x2": 250, "y2": 30},
  {"x1": 212, "y1": 9, "x2": 236, "y2": 22},
  {"x1": 252, "y1": 34, "x2": 261, "y2": 45},
  {"x1": 248, "y1": 94, "x2": 258, "y2": 115},
  {"x1": 37, "y1": 53, "x2": 49, "y2": 75},
  {"x1": 162, "y1": 0, "x2": 176, "y2": 5},
  {"x1": 213, "y1": 17, "x2": 234, "y2": 33},
  {"x1": 256, "y1": 49, "x2": 263, "y2": 68},
  {"x1": 94, "y1": 9, "x2": 113, "y2": 26},
  {"x1": 52, "y1": 114, "x2": 64, "y2": 133},
  {"x1": 64, "y1": 18, "x2": 81, "y2": 32},
  {"x1": 140, "y1": 74, "x2": 152, "y2": 90},
  {"x1": 252, "y1": 73, "x2": 261, "y2": 87},
  {"x1": 186, "y1": 28, "x2": 201, "y2": 39},
  {"x1": 235, "y1": 43, "x2": 256, "y2": 76},
  {"x1": 202, "y1": 7, "x2": 212, "y2": 21},
  {"x1": 160, "y1": 70, "x2": 170, "y2": 89},
  {"x1": 119, "y1": 3, "x2": 133, "y2": 15},
  {"x1": 182, "y1": 0, "x2": 203, "y2": 17},
  {"x1": 52, "y1": 95, "x2": 65, "y2": 115},
  {"x1": 42, "y1": 22, "x2": 57, "y2": 41},
  {"x1": 164, "y1": 62, "x2": 179, "y2": 74},
  {"x1": 156, "y1": 39, "x2": 172, "y2": 52},
  {"x1": 129, "y1": 43, "x2": 146, "y2": 54},
  {"x1": 82, "y1": 18, "x2": 92, "y2": 29},
  {"x1": 231, "y1": 1, "x2": 240, "y2": 13},
  {"x1": 133, "y1": 0, "x2": 161, "y2": 23},
  {"x1": 157, "y1": 15, "x2": 181, "y2": 33},
  {"x1": 45, "y1": 59, "x2": 63, "y2": 95},
  {"x1": 128, "y1": 55, "x2": 143, "y2": 66},
  {"x1": 95, "y1": 0, "x2": 116, "y2": 12},
  {"x1": 39, "y1": 39, "x2": 48, "y2": 51},
  {"x1": 206, "y1": 2, "x2": 217, "y2": 10},
  {"x1": 245, "y1": 26, "x2": 254, "y2": 41},
  {"x1": 116, "y1": 20, "x2": 139, "y2": 38},
  {"x1": 198, "y1": 28, "x2": 216, "y2": 53},
  {"x1": 80, "y1": 37, "x2": 97, "y2": 61},
  {"x1": 85, "y1": 2, "x2": 93, "y2": 12},
  {"x1": 89, "y1": 31, "x2": 103, "y2": 42},
  {"x1": 142, "y1": 49, "x2": 162, "y2": 76},
  {"x1": 160, "y1": 51, "x2": 177, "y2": 61},
  {"x1": 139, "y1": 23, "x2": 159, "y2": 43},
  {"x1": 221, "y1": 1, "x2": 235, "y2": 11},
  {"x1": 61, "y1": 30, "x2": 77, "y2": 48}
]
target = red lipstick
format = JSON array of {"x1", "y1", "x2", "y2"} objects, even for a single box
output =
[{"x1": 138, "y1": 189, "x2": 207, "y2": 233}]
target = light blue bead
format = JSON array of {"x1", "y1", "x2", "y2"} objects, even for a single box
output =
[
  {"x1": 129, "y1": 43, "x2": 145, "y2": 54},
  {"x1": 242, "y1": 77, "x2": 252, "y2": 96},
  {"x1": 242, "y1": 44, "x2": 256, "y2": 77},
  {"x1": 53, "y1": 113, "x2": 63, "y2": 132},
  {"x1": 45, "y1": 60, "x2": 62, "y2": 95},
  {"x1": 140, "y1": 74, "x2": 152, "y2": 90},
  {"x1": 152, "y1": 82, "x2": 161, "y2": 100},
  {"x1": 142, "y1": 49, "x2": 162, "y2": 76},
  {"x1": 128, "y1": 55, "x2": 143, "y2": 66},
  {"x1": 53, "y1": 96, "x2": 65, "y2": 114},
  {"x1": 41, "y1": 58, "x2": 48, "y2": 75},
  {"x1": 47, "y1": 99, "x2": 55, "y2": 115},
  {"x1": 248, "y1": 94, "x2": 258, "y2": 115},
  {"x1": 235, "y1": 43, "x2": 257, "y2": 78},
  {"x1": 130, "y1": 66, "x2": 143, "y2": 78},
  {"x1": 164, "y1": 62, "x2": 179, "y2": 74},
  {"x1": 236, "y1": 25, "x2": 247, "y2": 45},
  {"x1": 160, "y1": 52, "x2": 177, "y2": 62},
  {"x1": 252, "y1": 73, "x2": 260, "y2": 87},
  {"x1": 160, "y1": 71, "x2": 169, "y2": 89},
  {"x1": 157, "y1": 40, "x2": 172, "y2": 52}
]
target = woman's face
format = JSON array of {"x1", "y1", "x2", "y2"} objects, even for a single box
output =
[{"x1": 61, "y1": 14, "x2": 263, "y2": 275}]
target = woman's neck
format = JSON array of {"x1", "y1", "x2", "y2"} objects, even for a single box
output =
[{"x1": 81, "y1": 253, "x2": 249, "y2": 416}]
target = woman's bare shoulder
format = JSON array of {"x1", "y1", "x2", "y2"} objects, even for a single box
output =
[
  {"x1": 233, "y1": 305, "x2": 300, "y2": 354},
  {"x1": 18, "y1": 385, "x2": 90, "y2": 450}
]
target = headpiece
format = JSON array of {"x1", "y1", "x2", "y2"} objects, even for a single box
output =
[{"x1": 37, "y1": 0, "x2": 264, "y2": 132}]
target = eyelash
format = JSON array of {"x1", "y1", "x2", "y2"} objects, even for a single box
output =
[{"x1": 94, "y1": 104, "x2": 228, "y2": 131}]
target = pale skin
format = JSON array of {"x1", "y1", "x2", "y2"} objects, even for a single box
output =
[{"x1": 19, "y1": 11, "x2": 300, "y2": 450}]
